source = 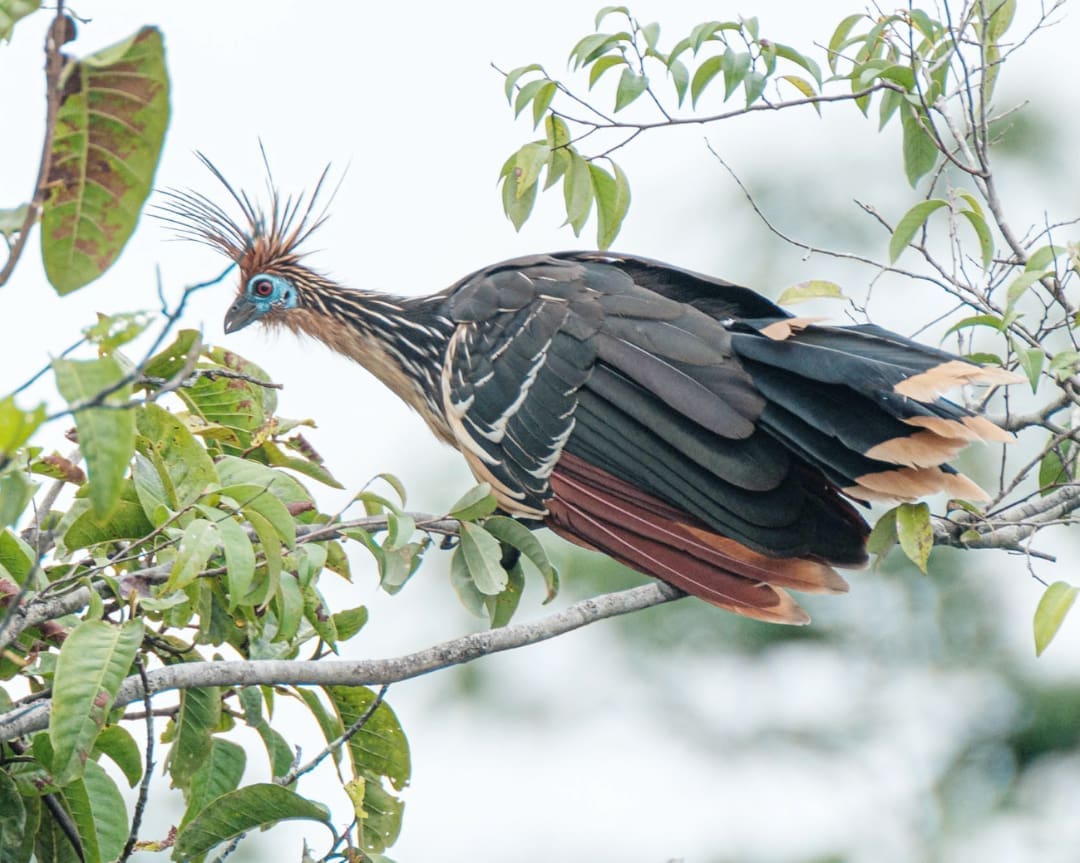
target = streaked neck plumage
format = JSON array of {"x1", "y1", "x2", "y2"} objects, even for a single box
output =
[{"x1": 272, "y1": 267, "x2": 458, "y2": 442}]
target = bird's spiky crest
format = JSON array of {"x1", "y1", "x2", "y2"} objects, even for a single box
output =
[{"x1": 155, "y1": 149, "x2": 336, "y2": 275}]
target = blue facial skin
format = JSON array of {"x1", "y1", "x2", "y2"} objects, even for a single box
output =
[{"x1": 224, "y1": 273, "x2": 298, "y2": 333}]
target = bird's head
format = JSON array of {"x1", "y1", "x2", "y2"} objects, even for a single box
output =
[{"x1": 156, "y1": 152, "x2": 334, "y2": 335}]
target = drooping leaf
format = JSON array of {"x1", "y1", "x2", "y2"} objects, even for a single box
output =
[
  {"x1": 180, "y1": 738, "x2": 246, "y2": 829},
  {"x1": 482, "y1": 515, "x2": 557, "y2": 601},
  {"x1": 458, "y1": 522, "x2": 507, "y2": 595},
  {"x1": 1034, "y1": 581, "x2": 1077, "y2": 657},
  {"x1": 173, "y1": 784, "x2": 331, "y2": 859},
  {"x1": 136, "y1": 403, "x2": 218, "y2": 508},
  {"x1": 896, "y1": 501, "x2": 932, "y2": 574},
  {"x1": 900, "y1": 103, "x2": 938, "y2": 186},
  {"x1": 447, "y1": 483, "x2": 497, "y2": 522},
  {"x1": 62, "y1": 760, "x2": 128, "y2": 863},
  {"x1": 41, "y1": 27, "x2": 170, "y2": 293},
  {"x1": 167, "y1": 684, "x2": 221, "y2": 791},
  {"x1": 49, "y1": 619, "x2": 144, "y2": 785},
  {"x1": 0, "y1": 395, "x2": 46, "y2": 458},
  {"x1": 889, "y1": 198, "x2": 949, "y2": 262},
  {"x1": 589, "y1": 160, "x2": 630, "y2": 249},
  {"x1": 53, "y1": 355, "x2": 136, "y2": 516},
  {"x1": 92, "y1": 725, "x2": 142, "y2": 787},
  {"x1": 614, "y1": 68, "x2": 647, "y2": 111}
]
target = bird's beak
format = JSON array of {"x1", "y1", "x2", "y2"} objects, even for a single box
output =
[{"x1": 224, "y1": 299, "x2": 259, "y2": 334}]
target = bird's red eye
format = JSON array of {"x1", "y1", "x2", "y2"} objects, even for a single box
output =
[{"x1": 252, "y1": 279, "x2": 274, "y2": 297}]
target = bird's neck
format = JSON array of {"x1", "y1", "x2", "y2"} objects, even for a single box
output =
[{"x1": 282, "y1": 278, "x2": 457, "y2": 442}]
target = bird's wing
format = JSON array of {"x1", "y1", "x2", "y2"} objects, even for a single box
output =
[{"x1": 443, "y1": 253, "x2": 1014, "y2": 623}]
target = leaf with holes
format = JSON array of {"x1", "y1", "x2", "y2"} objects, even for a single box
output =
[{"x1": 41, "y1": 27, "x2": 169, "y2": 293}]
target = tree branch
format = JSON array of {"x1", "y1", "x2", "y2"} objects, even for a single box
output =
[{"x1": 0, "y1": 581, "x2": 685, "y2": 741}]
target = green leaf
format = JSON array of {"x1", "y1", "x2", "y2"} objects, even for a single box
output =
[
  {"x1": 42, "y1": 27, "x2": 170, "y2": 293},
  {"x1": 137, "y1": 403, "x2": 218, "y2": 508},
  {"x1": 0, "y1": 527, "x2": 36, "y2": 586},
  {"x1": 588, "y1": 56, "x2": 625, "y2": 91},
  {"x1": 223, "y1": 483, "x2": 297, "y2": 549},
  {"x1": 668, "y1": 58, "x2": 689, "y2": 105},
  {"x1": 174, "y1": 784, "x2": 331, "y2": 859},
  {"x1": 776, "y1": 280, "x2": 847, "y2": 305},
  {"x1": 959, "y1": 208, "x2": 994, "y2": 269},
  {"x1": 500, "y1": 146, "x2": 541, "y2": 231},
  {"x1": 59, "y1": 481, "x2": 153, "y2": 551},
  {"x1": 1006, "y1": 270, "x2": 1046, "y2": 309},
  {"x1": 459, "y1": 522, "x2": 507, "y2": 595},
  {"x1": 563, "y1": 152, "x2": 594, "y2": 235},
  {"x1": 590, "y1": 160, "x2": 631, "y2": 249},
  {"x1": 326, "y1": 686, "x2": 410, "y2": 853},
  {"x1": 531, "y1": 80, "x2": 556, "y2": 129},
  {"x1": 1038, "y1": 438, "x2": 1071, "y2": 495},
  {"x1": 513, "y1": 78, "x2": 547, "y2": 119},
  {"x1": 896, "y1": 501, "x2": 932, "y2": 574},
  {"x1": 866, "y1": 507, "x2": 898, "y2": 558},
  {"x1": 1027, "y1": 244, "x2": 1061, "y2": 272},
  {"x1": 181, "y1": 738, "x2": 246, "y2": 829},
  {"x1": 448, "y1": 483, "x2": 497, "y2": 522},
  {"x1": 594, "y1": 5, "x2": 628, "y2": 28},
  {"x1": 274, "y1": 572, "x2": 304, "y2": 643},
  {"x1": 49, "y1": 619, "x2": 143, "y2": 785},
  {"x1": 168, "y1": 684, "x2": 221, "y2": 790},
  {"x1": 889, "y1": 198, "x2": 949, "y2": 262},
  {"x1": 503, "y1": 63, "x2": 541, "y2": 104},
  {"x1": 943, "y1": 314, "x2": 1005, "y2": 336},
  {"x1": 690, "y1": 54, "x2": 723, "y2": 107},
  {"x1": 779, "y1": 74, "x2": 817, "y2": 106},
  {"x1": 770, "y1": 41, "x2": 823, "y2": 85},
  {"x1": 1034, "y1": 581, "x2": 1077, "y2": 656},
  {"x1": 165, "y1": 518, "x2": 219, "y2": 592},
  {"x1": 63, "y1": 760, "x2": 128, "y2": 863},
  {"x1": 614, "y1": 68, "x2": 647, "y2": 111},
  {"x1": 828, "y1": 13, "x2": 866, "y2": 73},
  {"x1": 332, "y1": 605, "x2": 369, "y2": 641},
  {"x1": 901, "y1": 104, "x2": 938, "y2": 186},
  {"x1": 0, "y1": 395, "x2": 46, "y2": 458},
  {"x1": 0, "y1": 770, "x2": 26, "y2": 859},
  {"x1": 485, "y1": 560, "x2": 525, "y2": 627},
  {"x1": 743, "y1": 70, "x2": 767, "y2": 106},
  {"x1": 1016, "y1": 347, "x2": 1044, "y2": 392},
  {"x1": 723, "y1": 51, "x2": 752, "y2": 100},
  {"x1": 0, "y1": 466, "x2": 35, "y2": 529},
  {"x1": 211, "y1": 509, "x2": 256, "y2": 607},
  {"x1": 53, "y1": 355, "x2": 136, "y2": 516},
  {"x1": 0, "y1": 0, "x2": 39, "y2": 43},
  {"x1": 449, "y1": 549, "x2": 486, "y2": 617},
  {"x1": 482, "y1": 515, "x2": 558, "y2": 602},
  {"x1": 92, "y1": 725, "x2": 142, "y2": 787}
]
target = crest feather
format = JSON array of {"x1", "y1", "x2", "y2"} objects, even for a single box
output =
[{"x1": 155, "y1": 149, "x2": 336, "y2": 274}]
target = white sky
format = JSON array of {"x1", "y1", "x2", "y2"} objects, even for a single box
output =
[{"x1": 3, "y1": 2, "x2": 1080, "y2": 861}]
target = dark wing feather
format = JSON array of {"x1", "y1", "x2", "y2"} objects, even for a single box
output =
[{"x1": 440, "y1": 251, "x2": 1012, "y2": 621}]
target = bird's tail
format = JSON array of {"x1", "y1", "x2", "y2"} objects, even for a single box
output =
[{"x1": 546, "y1": 453, "x2": 850, "y2": 624}]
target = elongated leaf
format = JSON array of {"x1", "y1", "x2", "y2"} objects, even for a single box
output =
[
  {"x1": 174, "y1": 784, "x2": 331, "y2": 859},
  {"x1": 690, "y1": 54, "x2": 723, "y2": 107},
  {"x1": 0, "y1": 0, "x2": 38, "y2": 42},
  {"x1": 92, "y1": 725, "x2": 142, "y2": 787},
  {"x1": 165, "y1": 518, "x2": 219, "y2": 592},
  {"x1": 49, "y1": 619, "x2": 144, "y2": 785},
  {"x1": 212, "y1": 511, "x2": 256, "y2": 607},
  {"x1": 590, "y1": 160, "x2": 631, "y2": 249},
  {"x1": 563, "y1": 152, "x2": 593, "y2": 234},
  {"x1": 776, "y1": 280, "x2": 847, "y2": 305},
  {"x1": 181, "y1": 738, "x2": 246, "y2": 829},
  {"x1": 63, "y1": 760, "x2": 127, "y2": 863},
  {"x1": 482, "y1": 515, "x2": 557, "y2": 601},
  {"x1": 60, "y1": 480, "x2": 153, "y2": 551},
  {"x1": 901, "y1": 104, "x2": 938, "y2": 186},
  {"x1": 959, "y1": 209, "x2": 994, "y2": 269},
  {"x1": 1016, "y1": 347, "x2": 1044, "y2": 392},
  {"x1": 485, "y1": 560, "x2": 525, "y2": 627},
  {"x1": 459, "y1": 522, "x2": 507, "y2": 595},
  {"x1": 1034, "y1": 581, "x2": 1077, "y2": 656},
  {"x1": 0, "y1": 527, "x2": 36, "y2": 586},
  {"x1": 896, "y1": 501, "x2": 932, "y2": 574},
  {"x1": 42, "y1": 27, "x2": 170, "y2": 293},
  {"x1": 168, "y1": 685, "x2": 221, "y2": 790},
  {"x1": 53, "y1": 355, "x2": 136, "y2": 516},
  {"x1": 326, "y1": 686, "x2": 410, "y2": 791},
  {"x1": 889, "y1": 199, "x2": 948, "y2": 262}
]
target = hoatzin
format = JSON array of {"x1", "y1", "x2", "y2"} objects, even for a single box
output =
[{"x1": 160, "y1": 160, "x2": 1018, "y2": 624}]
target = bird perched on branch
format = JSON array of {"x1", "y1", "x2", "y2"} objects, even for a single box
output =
[{"x1": 160, "y1": 159, "x2": 1018, "y2": 624}]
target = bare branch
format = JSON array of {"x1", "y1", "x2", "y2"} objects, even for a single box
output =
[{"x1": 0, "y1": 582, "x2": 686, "y2": 741}]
